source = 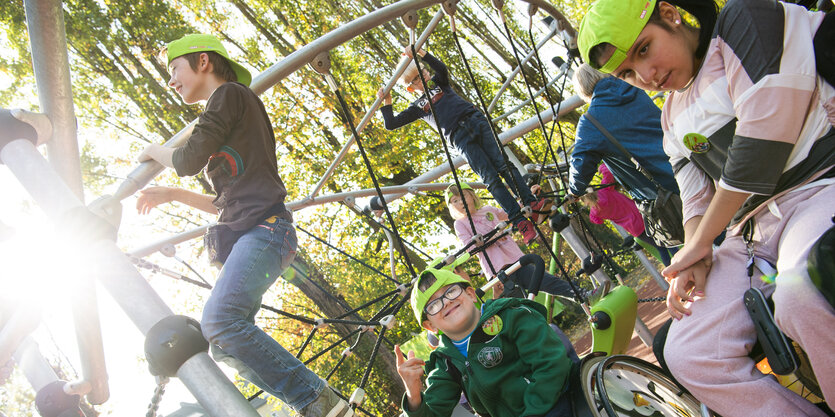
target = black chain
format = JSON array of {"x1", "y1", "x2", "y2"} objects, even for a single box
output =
[
  {"x1": 146, "y1": 377, "x2": 169, "y2": 417},
  {"x1": 638, "y1": 296, "x2": 667, "y2": 303}
]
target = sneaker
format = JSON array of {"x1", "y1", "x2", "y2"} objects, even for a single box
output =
[
  {"x1": 299, "y1": 385, "x2": 353, "y2": 417},
  {"x1": 584, "y1": 282, "x2": 610, "y2": 307},
  {"x1": 528, "y1": 198, "x2": 553, "y2": 225},
  {"x1": 518, "y1": 219, "x2": 538, "y2": 245}
]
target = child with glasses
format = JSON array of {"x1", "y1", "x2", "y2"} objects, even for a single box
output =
[
  {"x1": 377, "y1": 46, "x2": 550, "y2": 245},
  {"x1": 394, "y1": 267, "x2": 575, "y2": 417}
]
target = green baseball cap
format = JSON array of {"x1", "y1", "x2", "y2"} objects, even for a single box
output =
[
  {"x1": 166, "y1": 34, "x2": 252, "y2": 86},
  {"x1": 577, "y1": 0, "x2": 657, "y2": 74},
  {"x1": 444, "y1": 182, "x2": 475, "y2": 206},
  {"x1": 411, "y1": 268, "x2": 471, "y2": 324}
]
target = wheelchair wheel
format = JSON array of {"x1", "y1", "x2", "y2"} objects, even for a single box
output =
[
  {"x1": 589, "y1": 355, "x2": 708, "y2": 417},
  {"x1": 580, "y1": 354, "x2": 609, "y2": 416}
]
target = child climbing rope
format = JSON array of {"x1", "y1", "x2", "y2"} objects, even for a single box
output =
[
  {"x1": 579, "y1": 164, "x2": 676, "y2": 266},
  {"x1": 135, "y1": 34, "x2": 350, "y2": 417},
  {"x1": 445, "y1": 184, "x2": 581, "y2": 300},
  {"x1": 578, "y1": 0, "x2": 835, "y2": 415},
  {"x1": 377, "y1": 46, "x2": 550, "y2": 245},
  {"x1": 395, "y1": 266, "x2": 576, "y2": 417}
]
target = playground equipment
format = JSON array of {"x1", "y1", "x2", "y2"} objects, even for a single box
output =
[{"x1": 1, "y1": 0, "x2": 677, "y2": 415}]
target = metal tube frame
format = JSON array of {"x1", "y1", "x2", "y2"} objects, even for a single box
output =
[
  {"x1": 486, "y1": 26, "x2": 557, "y2": 113},
  {"x1": 24, "y1": 0, "x2": 109, "y2": 404},
  {"x1": 1, "y1": 139, "x2": 260, "y2": 417},
  {"x1": 611, "y1": 224, "x2": 669, "y2": 292}
]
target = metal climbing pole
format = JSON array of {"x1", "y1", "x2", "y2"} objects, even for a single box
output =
[
  {"x1": 0, "y1": 138, "x2": 261, "y2": 417},
  {"x1": 23, "y1": 0, "x2": 108, "y2": 404}
]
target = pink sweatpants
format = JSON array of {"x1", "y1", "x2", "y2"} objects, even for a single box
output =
[{"x1": 665, "y1": 183, "x2": 835, "y2": 417}]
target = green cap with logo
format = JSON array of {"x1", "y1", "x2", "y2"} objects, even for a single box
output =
[
  {"x1": 411, "y1": 266, "x2": 471, "y2": 324},
  {"x1": 166, "y1": 34, "x2": 252, "y2": 86},
  {"x1": 577, "y1": 0, "x2": 657, "y2": 74},
  {"x1": 444, "y1": 182, "x2": 475, "y2": 206}
]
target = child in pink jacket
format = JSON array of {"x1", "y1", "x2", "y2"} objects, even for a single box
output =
[{"x1": 581, "y1": 164, "x2": 675, "y2": 266}]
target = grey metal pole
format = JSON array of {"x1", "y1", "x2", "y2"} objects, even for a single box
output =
[
  {"x1": 307, "y1": 9, "x2": 446, "y2": 200},
  {"x1": 612, "y1": 224, "x2": 669, "y2": 291},
  {"x1": 127, "y1": 182, "x2": 487, "y2": 258},
  {"x1": 12, "y1": 337, "x2": 60, "y2": 392},
  {"x1": 378, "y1": 94, "x2": 584, "y2": 203},
  {"x1": 24, "y1": 0, "x2": 110, "y2": 404},
  {"x1": 24, "y1": 0, "x2": 83, "y2": 197},
  {"x1": 0, "y1": 304, "x2": 41, "y2": 371},
  {"x1": 1, "y1": 139, "x2": 260, "y2": 416},
  {"x1": 487, "y1": 27, "x2": 557, "y2": 113}
]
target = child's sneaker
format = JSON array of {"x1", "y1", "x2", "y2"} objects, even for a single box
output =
[
  {"x1": 299, "y1": 385, "x2": 353, "y2": 417},
  {"x1": 528, "y1": 198, "x2": 553, "y2": 225},
  {"x1": 518, "y1": 219, "x2": 538, "y2": 245}
]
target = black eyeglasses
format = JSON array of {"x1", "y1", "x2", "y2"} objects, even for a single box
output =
[{"x1": 424, "y1": 284, "x2": 465, "y2": 316}]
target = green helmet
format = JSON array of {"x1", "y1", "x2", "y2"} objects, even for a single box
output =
[
  {"x1": 444, "y1": 182, "x2": 475, "y2": 206},
  {"x1": 411, "y1": 267, "x2": 471, "y2": 324},
  {"x1": 577, "y1": 0, "x2": 657, "y2": 74},
  {"x1": 166, "y1": 33, "x2": 253, "y2": 86}
]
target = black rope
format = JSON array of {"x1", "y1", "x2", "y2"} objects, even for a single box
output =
[
  {"x1": 529, "y1": 221, "x2": 586, "y2": 302},
  {"x1": 357, "y1": 208, "x2": 432, "y2": 259},
  {"x1": 296, "y1": 225, "x2": 400, "y2": 285},
  {"x1": 524, "y1": 21, "x2": 574, "y2": 192},
  {"x1": 335, "y1": 288, "x2": 401, "y2": 320},
  {"x1": 495, "y1": 10, "x2": 557, "y2": 179},
  {"x1": 296, "y1": 327, "x2": 318, "y2": 359},
  {"x1": 304, "y1": 328, "x2": 362, "y2": 365},
  {"x1": 325, "y1": 74, "x2": 418, "y2": 278},
  {"x1": 408, "y1": 44, "x2": 499, "y2": 277},
  {"x1": 359, "y1": 295, "x2": 409, "y2": 389}
]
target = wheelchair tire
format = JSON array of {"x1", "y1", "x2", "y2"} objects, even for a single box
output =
[
  {"x1": 591, "y1": 355, "x2": 709, "y2": 417},
  {"x1": 580, "y1": 355, "x2": 609, "y2": 416}
]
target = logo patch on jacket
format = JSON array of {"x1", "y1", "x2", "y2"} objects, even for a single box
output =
[
  {"x1": 481, "y1": 315, "x2": 503, "y2": 336},
  {"x1": 477, "y1": 346, "x2": 503, "y2": 368},
  {"x1": 682, "y1": 133, "x2": 710, "y2": 154}
]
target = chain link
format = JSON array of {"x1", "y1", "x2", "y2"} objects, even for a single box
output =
[
  {"x1": 146, "y1": 376, "x2": 170, "y2": 417},
  {"x1": 637, "y1": 296, "x2": 667, "y2": 303}
]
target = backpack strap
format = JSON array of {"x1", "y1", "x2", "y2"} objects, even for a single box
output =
[{"x1": 584, "y1": 113, "x2": 662, "y2": 187}]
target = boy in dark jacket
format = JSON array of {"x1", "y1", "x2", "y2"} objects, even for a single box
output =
[
  {"x1": 136, "y1": 34, "x2": 350, "y2": 417},
  {"x1": 377, "y1": 47, "x2": 549, "y2": 245},
  {"x1": 395, "y1": 267, "x2": 574, "y2": 416}
]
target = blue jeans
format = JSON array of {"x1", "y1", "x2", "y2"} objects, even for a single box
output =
[
  {"x1": 201, "y1": 217, "x2": 324, "y2": 410},
  {"x1": 451, "y1": 113, "x2": 536, "y2": 225}
]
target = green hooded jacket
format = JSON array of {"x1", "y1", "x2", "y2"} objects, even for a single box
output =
[{"x1": 401, "y1": 298, "x2": 572, "y2": 417}]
